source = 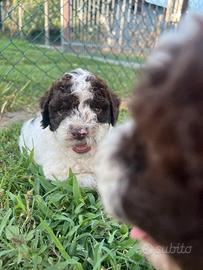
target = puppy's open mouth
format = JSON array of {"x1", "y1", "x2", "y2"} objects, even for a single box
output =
[{"x1": 72, "y1": 143, "x2": 91, "y2": 154}]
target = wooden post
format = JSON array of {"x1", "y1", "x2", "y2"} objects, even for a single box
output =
[
  {"x1": 166, "y1": 0, "x2": 188, "y2": 26},
  {"x1": 18, "y1": 2, "x2": 23, "y2": 38},
  {"x1": 44, "y1": 0, "x2": 49, "y2": 46},
  {"x1": 165, "y1": 0, "x2": 173, "y2": 24},
  {"x1": 60, "y1": 0, "x2": 64, "y2": 47},
  {"x1": 60, "y1": 0, "x2": 69, "y2": 47},
  {"x1": 119, "y1": 0, "x2": 126, "y2": 49}
]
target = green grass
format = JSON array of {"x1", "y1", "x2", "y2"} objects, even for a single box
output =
[
  {"x1": 67, "y1": 49, "x2": 144, "y2": 64},
  {"x1": 0, "y1": 35, "x2": 151, "y2": 269},
  {"x1": 0, "y1": 35, "x2": 137, "y2": 113},
  {"x1": 93, "y1": 51, "x2": 144, "y2": 63},
  {"x1": 0, "y1": 123, "x2": 153, "y2": 270}
]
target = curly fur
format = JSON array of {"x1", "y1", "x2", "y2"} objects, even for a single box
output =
[
  {"x1": 96, "y1": 14, "x2": 203, "y2": 270},
  {"x1": 19, "y1": 69, "x2": 120, "y2": 187}
]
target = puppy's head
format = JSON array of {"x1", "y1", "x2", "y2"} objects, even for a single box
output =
[
  {"x1": 40, "y1": 68, "x2": 120, "y2": 153},
  {"x1": 96, "y1": 14, "x2": 203, "y2": 270}
]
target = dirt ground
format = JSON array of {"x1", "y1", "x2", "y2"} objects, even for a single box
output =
[{"x1": 0, "y1": 111, "x2": 35, "y2": 129}]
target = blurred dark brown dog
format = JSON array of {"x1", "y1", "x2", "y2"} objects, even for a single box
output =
[{"x1": 96, "y1": 14, "x2": 203, "y2": 270}]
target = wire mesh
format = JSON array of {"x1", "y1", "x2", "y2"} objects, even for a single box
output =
[{"x1": 0, "y1": 0, "x2": 197, "y2": 104}]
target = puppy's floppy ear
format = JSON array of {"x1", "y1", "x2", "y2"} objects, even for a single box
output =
[
  {"x1": 40, "y1": 87, "x2": 53, "y2": 130},
  {"x1": 109, "y1": 91, "x2": 120, "y2": 126}
]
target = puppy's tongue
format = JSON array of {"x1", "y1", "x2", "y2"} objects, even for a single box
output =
[
  {"x1": 72, "y1": 143, "x2": 91, "y2": 154},
  {"x1": 130, "y1": 227, "x2": 147, "y2": 240},
  {"x1": 130, "y1": 227, "x2": 156, "y2": 245}
]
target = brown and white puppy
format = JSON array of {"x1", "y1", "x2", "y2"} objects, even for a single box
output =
[
  {"x1": 96, "y1": 14, "x2": 203, "y2": 270},
  {"x1": 19, "y1": 68, "x2": 120, "y2": 187}
]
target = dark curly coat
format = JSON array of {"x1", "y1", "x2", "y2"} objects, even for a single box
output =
[{"x1": 96, "y1": 14, "x2": 203, "y2": 270}]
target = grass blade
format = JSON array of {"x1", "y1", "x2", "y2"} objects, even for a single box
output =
[
  {"x1": 69, "y1": 169, "x2": 83, "y2": 206},
  {"x1": 0, "y1": 209, "x2": 12, "y2": 237},
  {"x1": 40, "y1": 220, "x2": 70, "y2": 260}
]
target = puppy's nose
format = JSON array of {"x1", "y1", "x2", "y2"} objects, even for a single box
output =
[{"x1": 71, "y1": 128, "x2": 88, "y2": 140}]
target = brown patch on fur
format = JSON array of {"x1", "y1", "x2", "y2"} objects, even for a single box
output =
[
  {"x1": 90, "y1": 76, "x2": 120, "y2": 126},
  {"x1": 116, "y1": 18, "x2": 203, "y2": 270},
  {"x1": 40, "y1": 74, "x2": 79, "y2": 131}
]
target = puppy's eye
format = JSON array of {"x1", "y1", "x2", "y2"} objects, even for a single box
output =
[
  {"x1": 59, "y1": 85, "x2": 71, "y2": 93},
  {"x1": 93, "y1": 107, "x2": 102, "y2": 113}
]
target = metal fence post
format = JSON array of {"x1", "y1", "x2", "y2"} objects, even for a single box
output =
[
  {"x1": 44, "y1": 0, "x2": 49, "y2": 46},
  {"x1": 0, "y1": 0, "x2": 5, "y2": 32},
  {"x1": 0, "y1": 2, "x2": 2, "y2": 31}
]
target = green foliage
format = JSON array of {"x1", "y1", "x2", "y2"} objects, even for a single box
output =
[
  {"x1": 23, "y1": 0, "x2": 61, "y2": 42},
  {"x1": 2, "y1": 0, "x2": 61, "y2": 42},
  {"x1": 0, "y1": 124, "x2": 153, "y2": 269}
]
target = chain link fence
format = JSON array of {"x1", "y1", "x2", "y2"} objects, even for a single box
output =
[{"x1": 0, "y1": 0, "x2": 200, "y2": 111}]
